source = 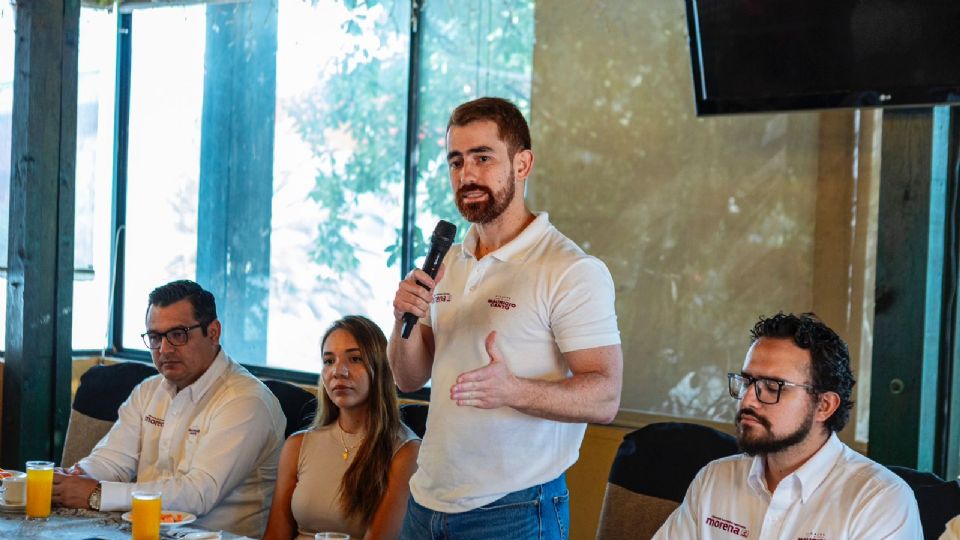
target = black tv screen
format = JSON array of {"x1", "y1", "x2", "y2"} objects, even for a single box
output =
[{"x1": 684, "y1": 0, "x2": 960, "y2": 115}]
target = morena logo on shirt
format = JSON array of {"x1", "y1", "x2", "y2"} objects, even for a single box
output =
[
  {"x1": 487, "y1": 295, "x2": 517, "y2": 310},
  {"x1": 434, "y1": 292, "x2": 451, "y2": 303},
  {"x1": 144, "y1": 414, "x2": 164, "y2": 427},
  {"x1": 704, "y1": 515, "x2": 749, "y2": 538}
]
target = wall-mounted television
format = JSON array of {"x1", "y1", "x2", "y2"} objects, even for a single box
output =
[{"x1": 684, "y1": 0, "x2": 960, "y2": 116}]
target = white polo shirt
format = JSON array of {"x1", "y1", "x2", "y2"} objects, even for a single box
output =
[
  {"x1": 410, "y1": 212, "x2": 621, "y2": 513},
  {"x1": 79, "y1": 351, "x2": 287, "y2": 538},
  {"x1": 654, "y1": 433, "x2": 923, "y2": 540}
]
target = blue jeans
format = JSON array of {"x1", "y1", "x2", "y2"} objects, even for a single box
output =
[{"x1": 399, "y1": 474, "x2": 570, "y2": 540}]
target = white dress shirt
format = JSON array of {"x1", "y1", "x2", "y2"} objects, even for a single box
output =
[
  {"x1": 79, "y1": 351, "x2": 286, "y2": 538},
  {"x1": 654, "y1": 433, "x2": 922, "y2": 539}
]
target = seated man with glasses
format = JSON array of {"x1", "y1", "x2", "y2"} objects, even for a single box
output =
[
  {"x1": 654, "y1": 312, "x2": 921, "y2": 539},
  {"x1": 51, "y1": 280, "x2": 286, "y2": 538}
]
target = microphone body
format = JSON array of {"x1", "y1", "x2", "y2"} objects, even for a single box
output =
[{"x1": 401, "y1": 220, "x2": 457, "y2": 339}]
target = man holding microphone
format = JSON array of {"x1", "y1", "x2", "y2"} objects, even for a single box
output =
[{"x1": 389, "y1": 97, "x2": 623, "y2": 539}]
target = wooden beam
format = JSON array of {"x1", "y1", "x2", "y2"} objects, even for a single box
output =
[
  {"x1": 2, "y1": 0, "x2": 79, "y2": 468},
  {"x1": 937, "y1": 108, "x2": 960, "y2": 479},
  {"x1": 868, "y1": 107, "x2": 951, "y2": 470},
  {"x1": 197, "y1": 0, "x2": 277, "y2": 364}
]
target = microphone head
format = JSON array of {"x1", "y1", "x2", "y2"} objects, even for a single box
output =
[{"x1": 431, "y1": 220, "x2": 458, "y2": 248}]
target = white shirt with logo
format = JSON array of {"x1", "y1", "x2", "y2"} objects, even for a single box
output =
[
  {"x1": 653, "y1": 433, "x2": 923, "y2": 540},
  {"x1": 410, "y1": 212, "x2": 621, "y2": 513},
  {"x1": 79, "y1": 351, "x2": 287, "y2": 538}
]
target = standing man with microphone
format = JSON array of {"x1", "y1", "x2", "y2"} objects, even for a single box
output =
[{"x1": 388, "y1": 97, "x2": 623, "y2": 540}]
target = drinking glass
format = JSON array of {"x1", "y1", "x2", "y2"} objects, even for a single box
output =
[
  {"x1": 131, "y1": 490, "x2": 162, "y2": 540},
  {"x1": 25, "y1": 461, "x2": 54, "y2": 519}
]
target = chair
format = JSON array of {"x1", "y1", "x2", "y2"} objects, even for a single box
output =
[
  {"x1": 596, "y1": 422, "x2": 739, "y2": 540},
  {"x1": 263, "y1": 379, "x2": 317, "y2": 438},
  {"x1": 888, "y1": 465, "x2": 960, "y2": 540},
  {"x1": 400, "y1": 403, "x2": 428, "y2": 438},
  {"x1": 61, "y1": 361, "x2": 158, "y2": 468}
]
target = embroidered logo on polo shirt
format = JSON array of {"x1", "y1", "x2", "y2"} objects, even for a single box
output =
[
  {"x1": 487, "y1": 295, "x2": 517, "y2": 310},
  {"x1": 704, "y1": 515, "x2": 749, "y2": 537},
  {"x1": 188, "y1": 427, "x2": 200, "y2": 436},
  {"x1": 434, "y1": 293, "x2": 451, "y2": 303},
  {"x1": 797, "y1": 534, "x2": 826, "y2": 540},
  {"x1": 145, "y1": 415, "x2": 164, "y2": 427}
]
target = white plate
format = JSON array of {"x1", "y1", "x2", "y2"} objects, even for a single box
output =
[
  {"x1": 0, "y1": 498, "x2": 25, "y2": 513},
  {"x1": 121, "y1": 510, "x2": 197, "y2": 529},
  {"x1": 0, "y1": 469, "x2": 24, "y2": 479},
  {"x1": 181, "y1": 532, "x2": 222, "y2": 540}
]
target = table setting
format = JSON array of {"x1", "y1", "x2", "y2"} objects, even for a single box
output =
[{"x1": 0, "y1": 467, "x2": 247, "y2": 540}]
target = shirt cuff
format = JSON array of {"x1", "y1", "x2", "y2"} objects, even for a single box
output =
[
  {"x1": 99, "y1": 480, "x2": 134, "y2": 512},
  {"x1": 76, "y1": 457, "x2": 106, "y2": 481}
]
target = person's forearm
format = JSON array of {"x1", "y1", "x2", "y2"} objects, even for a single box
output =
[
  {"x1": 262, "y1": 509, "x2": 297, "y2": 540},
  {"x1": 510, "y1": 372, "x2": 620, "y2": 423},
  {"x1": 387, "y1": 321, "x2": 433, "y2": 392}
]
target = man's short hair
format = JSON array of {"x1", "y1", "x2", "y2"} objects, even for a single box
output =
[
  {"x1": 447, "y1": 97, "x2": 531, "y2": 158},
  {"x1": 750, "y1": 312, "x2": 855, "y2": 433},
  {"x1": 147, "y1": 280, "x2": 218, "y2": 335}
]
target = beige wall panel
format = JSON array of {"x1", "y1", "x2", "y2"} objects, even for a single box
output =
[{"x1": 529, "y1": 0, "x2": 872, "y2": 421}]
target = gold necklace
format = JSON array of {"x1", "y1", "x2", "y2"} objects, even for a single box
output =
[{"x1": 336, "y1": 421, "x2": 364, "y2": 461}]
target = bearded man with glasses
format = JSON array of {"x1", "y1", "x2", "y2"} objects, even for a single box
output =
[
  {"x1": 51, "y1": 280, "x2": 286, "y2": 538},
  {"x1": 654, "y1": 312, "x2": 921, "y2": 540}
]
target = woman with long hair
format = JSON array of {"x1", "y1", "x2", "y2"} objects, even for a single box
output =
[{"x1": 264, "y1": 315, "x2": 419, "y2": 539}]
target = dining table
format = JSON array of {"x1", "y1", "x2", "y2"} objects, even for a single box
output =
[{"x1": 0, "y1": 507, "x2": 249, "y2": 539}]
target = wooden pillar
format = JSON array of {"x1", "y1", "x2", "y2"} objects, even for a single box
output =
[
  {"x1": 2, "y1": 0, "x2": 79, "y2": 468},
  {"x1": 868, "y1": 107, "x2": 952, "y2": 470},
  {"x1": 197, "y1": 0, "x2": 277, "y2": 364}
]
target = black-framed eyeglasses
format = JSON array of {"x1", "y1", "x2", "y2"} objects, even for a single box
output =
[
  {"x1": 727, "y1": 373, "x2": 816, "y2": 405},
  {"x1": 141, "y1": 325, "x2": 203, "y2": 350}
]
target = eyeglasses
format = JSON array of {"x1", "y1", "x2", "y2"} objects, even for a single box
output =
[
  {"x1": 727, "y1": 373, "x2": 815, "y2": 405},
  {"x1": 141, "y1": 325, "x2": 203, "y2": 350}
]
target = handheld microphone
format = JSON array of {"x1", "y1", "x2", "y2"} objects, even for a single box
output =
[{"x1": 401, "y1": 220, "x2": 457, "y2": 339}]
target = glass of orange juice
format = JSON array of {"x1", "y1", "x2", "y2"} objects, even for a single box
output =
[
  {"x1": 131, "y1": 490, "x2": 162, "y2": 540},
  {"x1": 25, "y1": 461, "x2": 54, "y2": 519}
]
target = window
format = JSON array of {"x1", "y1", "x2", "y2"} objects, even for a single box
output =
[
  {"x1": 73, "y1": 7, "x2": 119, "y2": 351},
  {"x1": 268, "y1": 0, "x2": 411, "y2": 370},
  {"x1": 414, "y1": 0, "x2": 535, "y2": 243},
  {"x1": 112, "y1": 1, "x2": 536, "y2": 373},
  {"x1": 0, "y1": 4, "x2": 14, "y2": 351},
  {"x1": 121, "y1": 6, "x2": 205, "y2": 350}
]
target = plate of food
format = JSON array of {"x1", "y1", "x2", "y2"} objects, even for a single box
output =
[
  {"x1": 121, "y1": 510, "x2": 197, "y2": 529},
  {"x1": 0, "y1": 468, "x2": 26, "y2": 512}
]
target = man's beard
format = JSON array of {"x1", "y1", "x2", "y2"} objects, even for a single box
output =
[
  {"x1": 735, "y1": 403, "x2": 816, "y2": 456},
  {"x1": 455, "y1": 172, "x2": 516, "y2": 224}
]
